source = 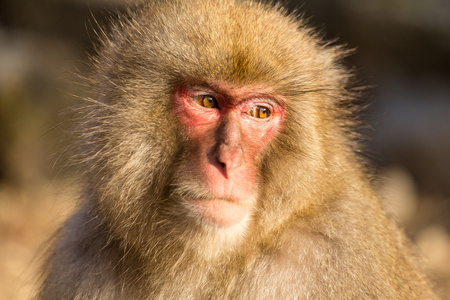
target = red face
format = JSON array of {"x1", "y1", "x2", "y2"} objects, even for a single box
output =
[{"x1": 173, "y1": 82, "x2": 285, "y2": 227}]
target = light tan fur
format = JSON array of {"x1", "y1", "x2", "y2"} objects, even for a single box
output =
[{"x1": 37, "y1": 0, "x2": 437, "y2": 299}]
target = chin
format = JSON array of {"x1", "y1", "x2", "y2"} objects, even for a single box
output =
[{"x1": 177, "y1": 197, "x2": 254, "y2": 260}]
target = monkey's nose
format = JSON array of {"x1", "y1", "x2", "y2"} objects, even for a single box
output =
[{"x1": 215, "y1": 144, "x2": 243, "y2": 175}]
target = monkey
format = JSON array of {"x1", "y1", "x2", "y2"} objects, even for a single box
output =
[{"x1": 36, "y1": 0, "x2": 437, "y2": 299}]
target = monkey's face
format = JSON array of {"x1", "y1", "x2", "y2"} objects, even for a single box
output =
[
  {"x1": 171, "y1": 81, "x2": 285, "y2": 228},
  {"x1": 87, "y1": 0, "x2": 349, "y2": 254}
]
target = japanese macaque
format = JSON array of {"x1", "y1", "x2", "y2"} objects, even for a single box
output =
[{"x1": 37, "y1": 0, "x2": 437, "y2": 299}]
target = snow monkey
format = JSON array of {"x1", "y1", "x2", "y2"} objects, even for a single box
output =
[{"x1": 37, "y1": 0, "x2": 436, "y2": 299}]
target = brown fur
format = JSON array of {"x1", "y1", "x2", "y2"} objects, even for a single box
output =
[{"x1": 37, "y1": 0, "x2": 437, "y2": 299}]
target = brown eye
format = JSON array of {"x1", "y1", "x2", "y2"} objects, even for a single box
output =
[
  {"x1": 247, "y1": 106, "x2": 272, "y2": 119},
  {"x1": 194, "y1": 95, "x2": 218, "y2": 109}
]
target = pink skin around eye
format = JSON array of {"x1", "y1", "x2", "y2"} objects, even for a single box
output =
[{"x1": 173, "y1": 83, "x2": 285, "y2": 227}]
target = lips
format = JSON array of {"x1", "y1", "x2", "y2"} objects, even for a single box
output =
[{"x1": 186, "y1": 197, "x2": 252, "y2": 227}]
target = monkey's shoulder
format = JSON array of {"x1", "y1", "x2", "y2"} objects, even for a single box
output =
[
  {"x1": 37, "y1": 207, "x2": 128, "y2": 299},
  {"x1": 242, "y1": 217, "x2": 435, "y2": 299}
]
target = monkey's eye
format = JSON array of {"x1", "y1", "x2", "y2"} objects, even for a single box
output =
[
  {"x1": 246, "y1": 106, "x2": 272, "y2": 119},
  {"x1": 193, "y1": 95, "x2": 218, "y2": 109}
]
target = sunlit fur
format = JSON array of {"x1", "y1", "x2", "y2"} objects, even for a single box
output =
[{"x1": 37, "y1": 0, "x2": 436, "y2": 299}]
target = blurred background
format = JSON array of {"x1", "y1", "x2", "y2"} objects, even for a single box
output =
[{"x1": 0, "y1": 0, "x2": 449, "y2": 298}]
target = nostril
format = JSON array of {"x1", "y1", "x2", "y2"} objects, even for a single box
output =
[{"x1": 214, "y1": 154, "x2": 226, "y2": 170}]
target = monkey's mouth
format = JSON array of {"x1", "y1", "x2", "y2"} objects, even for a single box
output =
[{"x1": 184, "y1": 196, "x2": 252, "y2": 227}]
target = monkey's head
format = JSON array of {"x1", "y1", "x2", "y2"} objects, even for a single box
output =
[{"x1": 82, "y1": 0, "x2": 354, "y2": 255}]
